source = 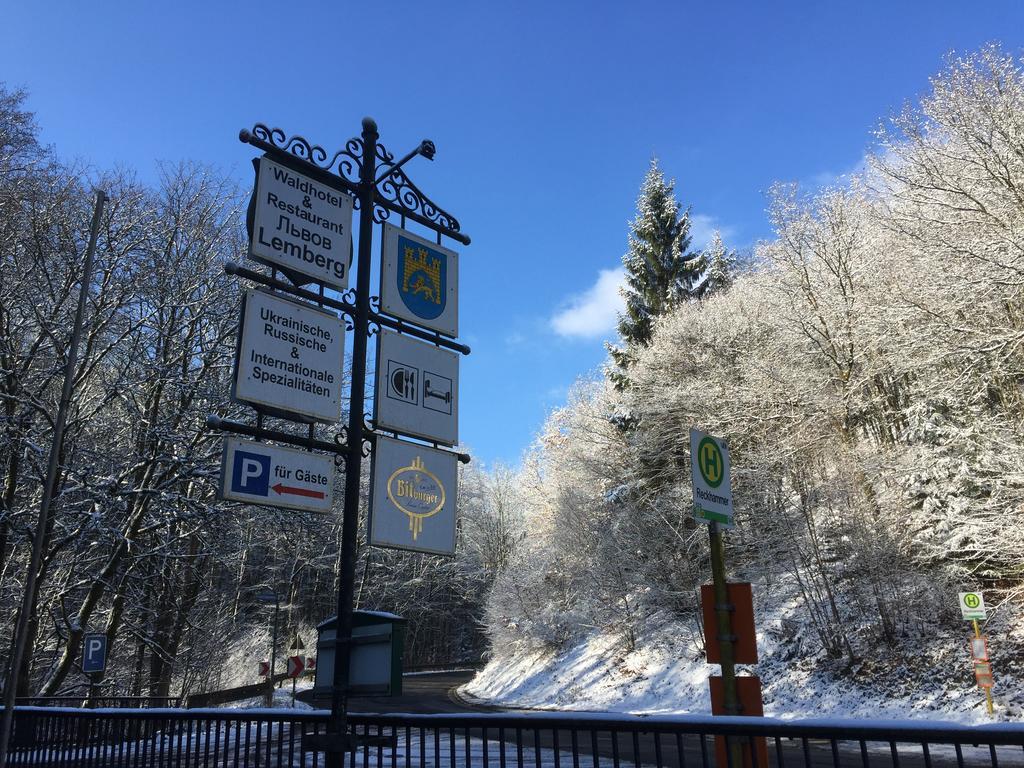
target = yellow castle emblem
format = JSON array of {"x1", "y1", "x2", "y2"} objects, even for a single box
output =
[{"x1": 402, "y1": 246, "x2": 442, "y2": 306}]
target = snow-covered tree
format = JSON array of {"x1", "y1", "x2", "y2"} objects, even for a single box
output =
[
  {"x1": 695, "y1": 230, "x2": 737, "y2": 298},
  {"x1": 482, "y1": 45, "x2": 1024, "y2": 691},
  {"x1": 608, "y1": 160, "x2": 703, "y2": 388}
]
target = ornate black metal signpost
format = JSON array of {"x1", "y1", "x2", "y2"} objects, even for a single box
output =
[{"x1": 210, "y1": 118, "x2": 470, "y2": 762}]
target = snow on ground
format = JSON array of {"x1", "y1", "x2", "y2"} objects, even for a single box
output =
[
  {"x1": 464, "y1": 591, "x2": 1022, "y2": 725},
  {"x1": 212, "y1": 619, "x2": 319, "y2": 691},
  {"x1": 228, "y1": 678, "x2": 316, "y2": 710}
]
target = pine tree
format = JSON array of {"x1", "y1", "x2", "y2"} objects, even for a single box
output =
[
  {"x1": 607, "y1": 159, "x2": 703, "y2": 388},
  {"x1": 694, "y1": 230, "x2": 737, "y2": 299}
]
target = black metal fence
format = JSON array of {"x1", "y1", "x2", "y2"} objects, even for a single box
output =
[
  {"x1": 7, "y1": 706, "x2": 1024, "y2": 767},
  {"x1": 15, "y1": 696, "x2": 181, "y2": 709}
]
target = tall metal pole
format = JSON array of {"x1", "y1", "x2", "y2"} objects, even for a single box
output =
[
  {"x1": 709, "y1": 521, "x2": 744, "y2": 767},
  {"x1": 709, "y1": 522, "x2": 738, "y2": 712},
  {"x1": 0, "y1": 190, "x2": 107, "y2": 767},
  {"x1": 326, "y1": 117, "x2": 378, "y2": 763}
]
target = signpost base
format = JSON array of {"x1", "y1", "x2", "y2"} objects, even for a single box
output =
[
  {"x1": 973, "y1": 619, "x2": 994, "y2": 715},
  {"x1": 709, "y1": 675, "x2": 768, "y2": 768}
]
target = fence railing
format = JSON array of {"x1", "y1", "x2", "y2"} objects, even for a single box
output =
[
  {"x1": 7, "y1": 706, "x2": 1024, "y2": 767},
  {"x1": 403, "y1": 661, "x2": 485, "y2": 673},
  {"x1": 14, "y1": 695, "x2": 181, "y2": 708}
]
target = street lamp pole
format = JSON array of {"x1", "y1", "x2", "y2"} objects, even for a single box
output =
[
  {"x1": 0, "y1": 190, "x2": 107, "y2": 768},
  {"x1": 257, "y1": 588, "x2": 281, "y2": 703}
]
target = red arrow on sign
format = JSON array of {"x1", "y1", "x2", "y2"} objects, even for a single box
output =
[
  {"x1": 258, "y1": 661, "x2": 270, "y2": 677},
  {"x1": 272, "y1": 483, "x2": 325, "y2": 500},
  {"x1": 287, "y1": 655, "x2": 305, "y2": 678}
]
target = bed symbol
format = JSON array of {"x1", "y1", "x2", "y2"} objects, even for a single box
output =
[{"x1": 423, "y1": 373, "x2": 453, "y2": 415}]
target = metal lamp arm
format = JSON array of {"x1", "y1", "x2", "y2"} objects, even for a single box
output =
[{"x1": 374, "y1": 140, "x2": 435, "y2": 185}]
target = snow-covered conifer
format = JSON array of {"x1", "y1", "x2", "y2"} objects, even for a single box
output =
[{"x1": 607, "y1": 159, "x2": 703, "y2": 388}]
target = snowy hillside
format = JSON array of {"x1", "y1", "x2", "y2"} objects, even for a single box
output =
[
  {"x1": 466, "y1": 578, "x2": 1024, "y2": 724},
  {"x1": 470, "y1": 47, "x2": 1024, "y2": 726}
]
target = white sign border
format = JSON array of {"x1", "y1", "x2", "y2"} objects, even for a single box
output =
[
  {"x1": 373, "y1": 329, "x2": 459, "y2": 446},
  {"x1": 247, "y1": 155, "x2": 354, "y2": 291},
  {"x1": 379, "y1": 223, "x2": 459, "y2": 337},
  {"x1": 369, "y1": 435, "x2": 458, "y2": 556},
  {"x1": 232, "y1": 288, "x2": 346, "y2": 424},
  {"x1": 958, "y1": 591, "x2": 987, "y2": 621},
  {"x1": 219, "y1": 436, "x2": 334, "y2": 514},
  {"x1": 690, "y1": 427, "x2": 734, "y2": 529}
]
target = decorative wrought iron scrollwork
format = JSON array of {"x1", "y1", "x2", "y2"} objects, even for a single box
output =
[
  {"x1": 374, "y1": 141, "x2": 462, "y2": 235},
  {"x1": 361, "y1": 440, "x2": 373, "y2": 458},
  {"x1": 250, "y1": 124, "x2": 364, "y2": 186},
  {"x1": 367, "y1": 321, "x2": 380, "y2": 337}
]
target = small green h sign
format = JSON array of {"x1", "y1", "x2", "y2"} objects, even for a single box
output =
[{"x1": 698, "y1": 437, "x2": 724, "y2": 488}]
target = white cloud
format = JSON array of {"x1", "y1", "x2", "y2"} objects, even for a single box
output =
[
  {"x1": 550, "y1": 267, "x2": 625, "y2": 340},
  {"x1": 690, "y1": 214, "x2": 736, "y2": 250}
]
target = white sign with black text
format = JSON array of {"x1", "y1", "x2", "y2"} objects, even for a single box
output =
[
  {"x1": 248, "y1": 156, "x2": 354, "y2": 290},
  {"x1": 374, "y1": 329, "x2": 458, "y2": 446},
  {"x1": 370, "y1": 436, "x2": 457, "y2": 556},
  {"x1": 234, "y1": 289, "x2": 345, "y2": 423},
  {"x1": 220, "y1": 437, "x2": 333, "y2": 513}
]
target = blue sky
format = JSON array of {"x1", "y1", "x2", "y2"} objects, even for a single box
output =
[{"x1": 4, "y1": 1, "x2": 1024, "y2": 467}]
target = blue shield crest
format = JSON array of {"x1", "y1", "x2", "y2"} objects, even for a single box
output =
[{"x1": 397, "y1": 236, "x2": 446, "y2": 320}]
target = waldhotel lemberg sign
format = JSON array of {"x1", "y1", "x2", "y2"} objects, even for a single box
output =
[{"x1": 248, "y1": 156, "x2": 354, "y2": 291}]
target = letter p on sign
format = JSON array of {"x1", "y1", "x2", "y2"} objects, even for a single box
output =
[
  {"x1": 82, "y1": 633, "x2": 106, "y2": 674},
  {"x1": 242, "y1": 458, "x2": 262, "y2": 485},
  {"x1": 231, "y1": 449, "x2": 270, "y2": 496}
]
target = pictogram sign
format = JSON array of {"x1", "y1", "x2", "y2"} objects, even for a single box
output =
[
  {"x1": 958, "y1": 592, "x2": 986, "y2": 620},
  {"x1": 375, "y1": 329, "x2": 458, "y2": 445}
]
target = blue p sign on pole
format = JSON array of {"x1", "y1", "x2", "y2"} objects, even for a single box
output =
[{"x1": 82, "y1": 633, "x2": 106, "y2": 674}]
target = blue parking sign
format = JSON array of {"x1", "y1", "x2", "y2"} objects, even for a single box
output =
[
  {"x1": 83, "y1": 633, "x2": 106, "y2": 674},
  {"x1": 231, "y1": 450, "x2": 270, "y2": 496}
]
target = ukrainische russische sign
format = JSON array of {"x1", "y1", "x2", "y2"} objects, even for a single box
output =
[
  {"x1": 370, "y1": 435, "x2": 457, "y2": 555},
  {"x1": 690, "y1": 427, "x2": 733, "y2": 528},
  {"x1": 249, "y1": 156, "x2": 354, "y2": 291},
  {"x1": 233, "y1": 289, "x2": 345, "y2": 423},
  {"x1": 374, "y1": 329, "x2": 458, "y2": 446},
  {"x1": 380, "y1": 223, "x2": 458, "y2": 337},
  {"x1": 220, "y1": 437, "x2": 333, "y2": 513}
]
